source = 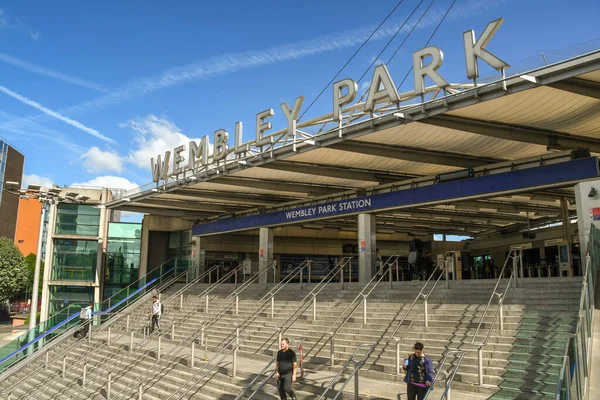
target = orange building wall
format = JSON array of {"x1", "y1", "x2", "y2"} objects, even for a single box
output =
[{"x1": 14, "y1": 198, "x2": 42, "y2": 256}]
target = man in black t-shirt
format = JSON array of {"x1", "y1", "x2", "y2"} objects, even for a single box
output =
[{"x1": 275, "y1": 337, "x2": 297, "y2": 400}]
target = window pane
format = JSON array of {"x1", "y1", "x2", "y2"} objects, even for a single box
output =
[{"x1": 52, "y1": 239, "x2": 97, "y2": 281}]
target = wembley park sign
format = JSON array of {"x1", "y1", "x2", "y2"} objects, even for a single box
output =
[{"x1": 151, "y1": 18, "x2": 509, "y2": 184}]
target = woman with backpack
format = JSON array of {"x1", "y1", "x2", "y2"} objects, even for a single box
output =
[{"x1": 402, "y1": 342, "x2": 434, "y2": 400}]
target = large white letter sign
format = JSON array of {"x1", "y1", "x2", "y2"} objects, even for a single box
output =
[
  {"x1": 280, "y1": 96, "x2": 304, "y2": 139},
  {"x1": 333, "y1": 78, "x2": 358, "y2": 122},
  {"x1": 234, "y1": 122, "x2": 249, "y2": 156},
  {"x1": 172, "y1": 145, "x2": 186, "y2": 175},
  {"x1": 364, "y1": 65, "x2": 400, "y2": 112},
  {"x1": 413, "y1": 47, "x2": 449, "y2": 96},
  {"x1": 256, "y1": 109, "x2": 275, "y2": 147},
  {"x1": 464, "y1": 18, "x2": 510, "y2": 80},
  {"x1": 187, "y1": 136, "x2": 210, "y2": 170},
  {"x1": 151, "y1": 152, "x2": 171, "y2": 182},
  {"x1": 213, "y1": 129, "x2": 229, "y2": 162}
]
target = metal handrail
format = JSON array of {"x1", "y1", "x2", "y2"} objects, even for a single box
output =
[
  {"x1": 0, "y1": 258, "x2": 189, "y2": 384},
  {"x1": 14, "y1": 263, "x2": 219, "y2": 400},
  {"x1": 331, "y1": 344, "x2": 376, "y2": 400},
  {"x1": 318, "y1": 343, "x2": 375, "y2": 399},
  {"x1": 424, "y1": 349, "x2": 467, "y2": 400},
  {"x1": 235, "y1": 337, "x2": 305, "y2": 400},
  {"x1": 469, "y1": 249, "x2": 522, "y2": 386},
  {"x1": 110, "y1": 259, "x2": 296, "y2": 400},
  {"x1": 166, "y1": 257, "x2": 353, "y2": 400},
  {"x1": 301, "y1": 256, "x2": 398, "y2": 363},
  {"x1": 65, "y1": 262, "x2": 248, "y2": 400},
  {"x1": 555, "y1": 253, "x2": 594, "y2": 399},
  {"x1": 470, "y1": 249, "x2": 522, "y2": 346}
]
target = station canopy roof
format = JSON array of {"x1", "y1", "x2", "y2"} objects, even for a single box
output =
[{"x1": 106, "y1": 47, "x2": 600, "y2": 239}]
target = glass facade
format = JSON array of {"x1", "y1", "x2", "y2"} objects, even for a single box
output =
[
  {"x1": 104, "y1": 222, "x2": 142, "y2": 299},
  {"x1": 168, "y1": 229, "x2": 191, "y2": 261},
  {"x1": 48, "y1": 285, "x2": 94, "y2": 316},
  {"x1": 55, "y1": 203, "x2": 100, "y2": 236},
  {"x1": 52, "y1": 239, "x2": 98, "y2": 281},
  {"x1": 0, "y1": 140, "x2": 8, "y2": 204}
]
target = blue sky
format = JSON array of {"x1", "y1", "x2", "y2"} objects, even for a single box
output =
[{"x1": 1, "y1": 0, "x2": 599, "y2": 211}]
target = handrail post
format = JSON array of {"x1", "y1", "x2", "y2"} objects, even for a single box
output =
[
  {"x1": 477, "y1": 346, "x2": 484, "y2": 386},
  {"x1": 300, "y1": 265, "x2": 303, "y2": 290},
  {"x1": 82, "y1": 363, "x2": 87, "y2": 386},
  {"x1": 171, "y1": 321, "x2": 175, "y2": 340},
  {"x1": 191, "y1": 341, "x2": 195, "y2": 368},
  {"x1": 363, "y1": 295, "x2": 368, "y2": 324},
  {"x1": 445, "y1": 258, "x2": 450, "y2": 289},
  {"x1": 273, "y1": 264, "x2": 276, "y2": 285},
  {"x1": 236, "y1": 295, "x2": 239, "y2": 317},
  {"x1": 424, "y1": 296, "x2": 429, "y2": 328},
  {"x1": 330, "y1": 333, "x2": 335, "y2": 366},
  {"x1": 313, "y1": 295, "x2": 317, "y2": 321},
  {"x1": 107, "y1": 327, "x2": 111, "y2": 345},
  {"x1": 138, "y1": 383, "x2": 143, "y2": 400},
  {"x1": 354, "y1": 362, "x2": 360, "y2": 400},
  {"x1": 62, "y1": 356, "x2": 66, "y2": 378},
  {"x1": 396, "y1": 260, "x2": 399, "y2": 282},
  {"x1": 499, "y1": 297, "x2": 504, "y2": 331},
  {"x1": 308, "y1": 261, "x2": 311, "y2": 284},
  {"x1": 201, "y1": 324, "x2": 205, "y2": 345},
  {"x1": 235, "y1": 268, "x2": 238, "y2": 290},
  {"x1": 88, "y1": 320, "x2": 92, "y2": 342},
  {"x1": 45, "y1": 352, "x2": 49, "y2": 371},
  {"x1": 217, "y1": 267, "x2": 220, "y2": 282},
  {"x1": 130, "y1": 330, "x2": 134, "y2": 351},
  {"x1": 180, "y1": 293, "x2": 183, "y2": 309},
  {"x1": 389, "y1": 264, "x2": 393, "y2": 289},
  {"x1": 126, "y1": 314, "x2": 130, "y2": 330},
  {"x1": 107, "y1": 371, "x2": 112, "y2": 400},
  {"x1": 233, "y1": 326, "x2": 239, "y2": 377},
  {"x1": 157, "y1": 335, "x2": 162, "y2": 360},
  {"x1": 205, "y1": 294, "x2": 209, "y2": 314},
  {"x1": 395, "y1": 339, "x2": 400, "y2": 375},
  {"x1": 271, "y1": 296, "x2": 275, "y2": 319},
  {"x1": 340, "y1": 264, "x2": 344, "y2": 289}
]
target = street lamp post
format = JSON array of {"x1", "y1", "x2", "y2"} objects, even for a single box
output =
[{"x1": 3, "y1": 181, "x2": 81, "y2": 331}]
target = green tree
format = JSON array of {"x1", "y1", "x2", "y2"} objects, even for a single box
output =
[
  {"x1": 0, "y1": 237, "x2": 28, "y2": 302},
  {"x1": 23, "y1": 253, "x2": 44, "y2": 299}
]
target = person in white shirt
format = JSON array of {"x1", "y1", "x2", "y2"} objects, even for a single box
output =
[
  {"x1": 150, "y1": 295, "x2": 162, "y2": 334},
  {"x1": 74, "y1": 302, "x2": 93, "y2": 339}
]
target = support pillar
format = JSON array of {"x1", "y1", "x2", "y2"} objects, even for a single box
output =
[
  {"x1": 575, "y1": 179, "x2": 600, "y2": 254},
  {"x1": 192, "y1": 235, "x2": 204, "y2": 280},
  {"x1": 259, "y1": 228, "x2": 274, "y2": 286},
  {"x1": 560, "y1": 197, "x2": 570, "y2": 242},
  {"x1": 358, "y1": 214, "x2": 376, "y2": 283}
]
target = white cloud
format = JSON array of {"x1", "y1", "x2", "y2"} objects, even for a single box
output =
[
  {"x1": 0, "y1": 52, "x2": 108, "y2": 92},
  {"x1": 21, "y1": 173, "x2": 53, "y2": 189},
  {"x1": 71, "y1": 176, "x2": 138, "y2": 190},
  {"x1": 124, "y1": 114, "x2": 203, "y2": 170},
  {"x1": 0, "y1": 85, "x2": 115, "y2": 144},
  {"x1": 29, "y1": 29, "x2": 40, "y2": 41},
  {"x1": 0, "y1": 9, "x2": 13, "y2": 29},
  {"x1": 81, "y1": 146, "x2": 123, "y2": 174}
]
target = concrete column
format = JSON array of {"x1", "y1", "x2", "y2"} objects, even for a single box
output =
[
  {"x1": 138, "y1": 216, "x2": 150, "y2": 278},
  {"x1": 40, "y1": 201, "x2": 58, "y2": 323},
  {"x1": 358, "y1": 214, "x2": 376, "y2": 283},
  {"x1": 258, "y1": 228, "x2": 274, "y2": 284},
  {"x1": 560, "y1": 197, "x2": 570, "y2": 242},
  {"x1": 575, "y1": 179, "x2": 600, "y2": 255},
  {"x1": 95, "y1": 189, "x2": 109, "y2": 307},
  {"x1": 191, "y1": 236, "x2": 204, "y2": 278}
]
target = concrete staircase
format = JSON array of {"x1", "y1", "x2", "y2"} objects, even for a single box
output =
[{"x1": 0, "y1": 277, "x2": 581, "y2": 399}]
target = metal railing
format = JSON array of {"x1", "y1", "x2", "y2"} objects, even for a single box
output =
[
  {"x1": 0, "y1": 257, "x2": 189, "y2": 379},
  {"x1": 555, "y1": 254, "x2": 595, "y2": 399},
  {"x1": 424, "y1": 349, "x2": 467, "y2": 400},
  {"x1": 60, "y1": 262, "x2": 247, "y2": 400},
  {"x1": 318, "y1": 343, "x2": 376, "y2": 400},
  {"x1": 109, "y1": 259, "x2": 301, "y2": 400},
  {"x1": 389, "y1": 252, "x2": 452, "y2": 375},
  {"x1": 470, "y1": 249, "x2": 522, "y2": 386},
  {"x1": 301, "y1": 256, "x2": 399, "y2": 366},
  {"x1": 235, "y1": 337, "x2": 305, "y2": 400},
  {"x1": 165, "y1": 257, "x2": 353, "y2": 400},
  {"x1": 5, "y1": 263, "x2": 218, "y2": 400}
]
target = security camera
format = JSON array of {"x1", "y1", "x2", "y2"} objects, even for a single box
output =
[{"x1": 589, "y1": 187, "x2": 597, "y2": 198}]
